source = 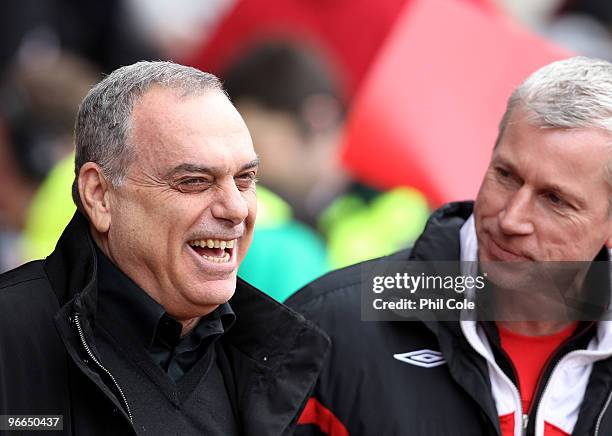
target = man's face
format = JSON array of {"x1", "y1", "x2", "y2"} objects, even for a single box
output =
[
  {"x1": 106, "y1": 86, "x2": 257, "y2": 319},
  {"x1": 474, "y1": 108, "x2": 612, "y2": 264}
]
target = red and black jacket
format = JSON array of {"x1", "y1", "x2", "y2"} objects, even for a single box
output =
[{"x1": 286, "y1": 202, "x2": 612, "y2": 436}]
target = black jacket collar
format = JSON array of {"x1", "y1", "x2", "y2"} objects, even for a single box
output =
[
  {"x1": 45, "y1": 211, "x2": 330, "y2": 435},
  {"x1": 409, "y1": 201, "x2": 473, "y2": 262}
]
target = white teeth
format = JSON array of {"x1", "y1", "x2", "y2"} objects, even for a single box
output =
[
  {"x1": 201, "y1": 252, "x2": 231, "y2": 263},
  {"x1": 188, "y1": 238, "x2": 237, "y2": 253}
]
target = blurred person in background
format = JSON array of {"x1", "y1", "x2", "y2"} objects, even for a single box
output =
[
  {"x1": 223, "y1": 41, "x2": 429, "y2": 298},
  {"x1": 0, "y1": 53, "x2": 97, "y2": 272},
  {"x1": 185, "y1": 0, "x2": 409, "y2": 97},
  {"x1": 222, "y1": 41, "x2": 340, "y2": 300},
  {"x1": 223, "y1": 41, "x2": 348, "y2": 228},
  {"x1": 0, "y1": 0, "x2": 164, "y2": 274}
]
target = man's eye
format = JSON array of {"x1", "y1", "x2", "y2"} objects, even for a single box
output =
[
  {"x1": 546, "y1": 192, "x2": 567, "y2": 207},
  {"x1": 235, "y1": 173, "x2": 258, "y2": 190},
  {"x1": 175, "y1": 178, "x2": 211, "y2": 193},
  {"x1": 496, "y1": 167, "x2": 511, "y2": 178}
]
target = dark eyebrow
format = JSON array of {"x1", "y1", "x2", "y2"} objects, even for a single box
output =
[
  {"x1": 164, "y1": 157, "x2": 260, "y2": 178},
  {"x1": 239, "y1": 158, "x2": 260, "y2": 172}
]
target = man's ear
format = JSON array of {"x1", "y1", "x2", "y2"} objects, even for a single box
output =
[{"x1": 78, "y1": 162, "x2": 112, "y2": 233}]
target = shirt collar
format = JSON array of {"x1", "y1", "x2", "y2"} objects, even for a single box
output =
[
  {"x1": 95, "y1": 243, "x2": 235, "y2": 352},
  {"x1": 154, "y1": 301, "x2": 235, "y2": 352}
]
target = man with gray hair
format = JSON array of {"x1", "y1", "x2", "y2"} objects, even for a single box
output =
[
  {"x1": 288, "y1": 56, "x2": 612, "y2": 435},
  {"x1": 0, "y1": 61, "x2": 329, "y2": 435}
]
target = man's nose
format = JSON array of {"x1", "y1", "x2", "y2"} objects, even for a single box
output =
[
  {"x1": 498, "y1": 187, "x2": 535, "y2": 235},
  {"x1": 211, "y1": 181, "x2": 249, "y2": 225}
]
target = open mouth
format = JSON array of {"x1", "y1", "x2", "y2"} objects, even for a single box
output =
[{"x1": 187, "y1": 239, "x2": 236, "y2": 263}]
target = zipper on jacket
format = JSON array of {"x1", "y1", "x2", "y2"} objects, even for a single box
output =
[
  {"x1": 526, "y1": 323, "x2": 594, "y2": 435},
  {"x1": 474, "y1": 321, "x2": 590, "y2": 436},
  {"x1": 73, "y1": 312, "x2": 133, "y2": 423},
  {"x1": 479, "y1": 323, "x2": 526, "y2": 435},
  {"x1": 484, "y1": 321, "x2": 592, "y2": 435},
  {"x1": 462, "y1": 323, "x2": 525, "y2": 435},
  {"x1": 531, "y1": 350, "x2": 585, "y2": 436},
  {"x1": 594, "y1": 388, "x2": 612, "y2": 436}
]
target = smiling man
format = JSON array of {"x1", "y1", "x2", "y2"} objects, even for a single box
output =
[
  {"x1": 288, "y1": 56, "x2": 612, "y2": 436},
  {"x1": 0, "y1": 61, "x2": 329, "y2": 435}
]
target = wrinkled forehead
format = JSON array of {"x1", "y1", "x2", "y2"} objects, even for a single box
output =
[
  {"x1": 128, "y1": 87, "x2": 255, "y2": 172},
  {"x1": 130, "y1": 86, "x2": 241, "y2": 134}
]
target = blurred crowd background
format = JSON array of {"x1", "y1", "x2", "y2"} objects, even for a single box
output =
[{"x1": 0, "y1": 0, "x2": 609, "y2": 301}]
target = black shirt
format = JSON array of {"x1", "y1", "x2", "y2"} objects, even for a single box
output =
[
  {"x1": 92, "y1": 245, "x2": 240, "y2": 435},
  {"x1": 94, "y1": 245, "x2": 235, "y2": 381}
]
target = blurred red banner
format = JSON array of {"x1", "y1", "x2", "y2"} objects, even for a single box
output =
[
  {"x1": 340, "y1": 0, "x2": 571, "y2": 206},
  {"x1": 187, "y1": 0, "x2": 408, "y2": 96}
]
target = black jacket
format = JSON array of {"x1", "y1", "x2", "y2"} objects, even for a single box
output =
[
  {"x1": 286, "y1": 202, "x2": 612, "y2": 436},
  {"x1": 0, "y1": 212, "x2": 330, "y2": 435}
]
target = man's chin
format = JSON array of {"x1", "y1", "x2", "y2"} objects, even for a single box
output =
[
  {"x1": 480, "y1": 261, "x2": 535, "y2": 290},
  {"x1": 198, "y1": 276, "x2": 237, "y2": 303},
  {"x1": 170, "y1": 283, "x2": 236, "y2": 320}
]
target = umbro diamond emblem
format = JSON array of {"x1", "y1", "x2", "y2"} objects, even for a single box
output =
[{"x1": 393, "y1": 349, "x2": 446, "y2": 368}]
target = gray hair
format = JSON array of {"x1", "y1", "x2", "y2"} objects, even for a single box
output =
[
  {"x1": 496, "y1": 56, "x2": 612, "y2": 193},
  {"x1": 72, "y1": 60, "x2": 224, "y2": 208}
]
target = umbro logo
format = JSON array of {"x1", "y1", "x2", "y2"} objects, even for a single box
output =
[{"x1": 393, "y1": 349, "x2": 446, "y2": 368}]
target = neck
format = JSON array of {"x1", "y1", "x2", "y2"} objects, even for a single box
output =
[
  {"x1": 490, "y1": 270, "x2": 588, "y2": 335},
  {"x1": 179, "y1": 316, "x2": 202, "y2": 337}
]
